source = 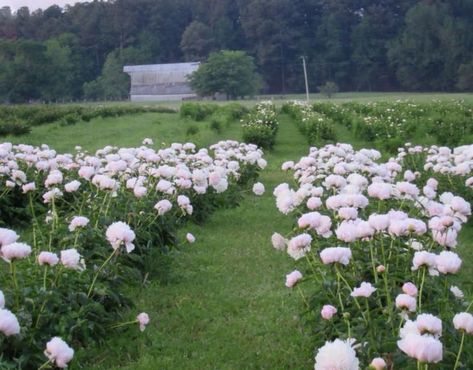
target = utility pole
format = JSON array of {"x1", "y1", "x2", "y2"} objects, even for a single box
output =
[{"x1": 301, "y1": 56, "x2": 310, "y2": 102}]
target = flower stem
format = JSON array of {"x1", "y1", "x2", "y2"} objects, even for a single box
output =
[
  {"x1": 37, "y1": 359, "x2": 52, "y2": 370},
  {"x1": 453, "y1": 331, "x2": 466, "y2": 370},
  {"x1": 418, "y1": 267, "x2": 426, "y2": 313},
  {"x1": 87, "y1": 248, "x2": 117, "y2": 298}
]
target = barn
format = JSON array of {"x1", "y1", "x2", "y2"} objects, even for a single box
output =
[{"x1": 123, "y1": 62, "x2": 200, "y2": 102}]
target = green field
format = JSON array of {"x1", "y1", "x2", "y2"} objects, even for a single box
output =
[{"x1": 2, "y1": 94, "x2": 473, "y2": 369}]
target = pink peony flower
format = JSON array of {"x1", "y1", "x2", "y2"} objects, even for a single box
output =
[
  {"x1": 351, "y1": 282, "x2": 376, "y2": 298},
  {"x1": 453, "y1": 312, "x2": 473, "y2": 334},
  {"x1": 320, "y1": 247, "x2": 352, "y2": 266},
  {"x1": 287, "y1": 233, "x2": 312, "y2": 260},
  {"x1": 435, "y1": 251, "x2": 462, "y2": 274},
  {"x1": 314, "y1": 338, "x2": 359, "y2": 370},
  {"x1": 137, "y1": 312, "x2": 150, "y2": 332},
  {"x1": 1, "y1": 242, "x2": 31, "y2": 262},
  {"x1": 252, "y1": 182, "x2": 265, "y2": 196},
  {"x1": 376, "y1": 265, "x2": 385, "y2": 273},
  {"x1": 44, "y1": 337, "x2": 74, "y2": 368},
  {"x1": 370, "y1": 357, "x2": 386, "y2": 370},
  {"x1": 64, "y1": 180, "x2": 81, "y2": 193},
  {"x1": 0, "y1": 309, "x2": 20, "y2": 336},
  {"x1": 397, "y1": 334, "x2": 442, "y2": 363},
  {"x1": 186, "y1": 233, "x2": 195, "y2": 243},
  {"x1": 22, "y1": 182, "x2": 36, "y2": 193},
  {"x1": 320, "y1": 305, "x2": 337, "y2": 320},
  {"x1": 154, "y1": 199, "x2": 172, "y2": 215},
  {"x1": 285, "y1": 270, "x2": 303, "y2": 288},
  {"x1": 106, "y1": 222, "x2": 136, "y2": 253},
  {"x1": 412, "y1": 251, "x2": 436, "y2": 271},
  {"x1": 271, "y1": 233, "x2": 286, "y2": 251},
  {"x1": 60, "y1": 249, "x2": 85, "y2": 271},
  {"x1": 0, "y1": 228, "x2": 19, "y2": 246},
  {"x1": 395, "y1": 294, "x2": 416, "y2": 312},
  {"x1": 38, "y1": 251, "x2": 59, "y2": 267},
  {"x1": 68, "y1": 216, "x2": 90, "y2": 232},
  {"x1": 367, "y1": 182, "x2": 392, "y2": 200},
  {"x1": 306, "y1": 196, "x2": 322, "y2": 210},
  {"x1": 416, "y1": 314, "x2": 442, "y2": 337},
  {"x1": 338, "y1": 207, "x2": 358, "y2": 220},
  {"x1": 402, "y1": 282, "x2": 418, "y2": 297}
]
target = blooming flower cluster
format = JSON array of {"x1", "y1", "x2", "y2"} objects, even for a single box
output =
[{"x1": 273, "y1": 142, "x2": 473, "y2": 368}]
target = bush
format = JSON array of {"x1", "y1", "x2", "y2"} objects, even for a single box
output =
[
  {"x1": 186, "y1": 124, "x2": 199, "y2": 136},
  {"x1": 241, "y1": 101, "x2": 278, "y2": 150},
  {"x1": 180, "y1": 102, "x2": 218, "y2": 121},
  {"x1": 318, "y1": 81, "x2": 339, "y2": 98}
]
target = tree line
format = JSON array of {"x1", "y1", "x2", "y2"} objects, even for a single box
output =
[{"x1": 0, "y1": 0, "x2": 472, "y2": 103}]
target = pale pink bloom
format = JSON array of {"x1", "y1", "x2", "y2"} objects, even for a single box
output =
[
  {"x1": 376, "y1": 265, "x2": 385, "y2": 273},
  {"x1": 137, "y1": 312, "x2": 150, "y2": 332},
  {"x1": 396, "y1": 181, "x2": 420, "y2": 198},
  {"x1": 450, "y1": 286, "x2": 464, "y2": 299},
  {"x1": 426, "y1": 178, "x2": 438, "y2": 190},
  {"x1": 154, "y1": 199, "x2": 172, "y2": 215},
  {"x1": 1, "y1": 242, "x2": 31, "y2": 262},
  {"x1": 368, "y1": 214, "x2": 389, "y2": 232},
  {"x1": 142, "y1": 138, "x2": 153, "y2": 145},
  {"x1": 44, "y1": 337, "x2": 74, "y2": 368},
  {"x1": 370, "y1": 357, "x2": 386, "y2": 370},
  {"x1": 397, "y1": 334, "x2": 442, "y2": 363},
  {"x1": 453, "y1": 312, "x2": 473, "y2": 334},
  {"x1": 423, "y1": 185, "x2": 436, "y2": 199},
  {"x1": 0, "y1": 228, "x2": 19, "y2": 246},
  {"x1": 133, "y1": 186, "x2": 147, "y2": 198},
  {"x1": 281, "y1": 161, "x2": 294, "y2": 171},
  {"x1": 351, "y1": 282, "x2": 376, "y2": 298},
  {"x1": 252, "y1": 182, "x2": 265, "y2": 196},
  {"x1": 416, "y1": 314, "x2": 442, "y2": 337},
  {"x1": 64, "y1": 180, "x2": 81, "y2": 193},
  {"x1": 38, "y1": 251, "x2": 59, "y2": 266},
  {"x1": 287, "y1": 233, "x2": 312, "y2": 260},
  {"x1": 186, "y1": 233, "x2": 195, "y2": 243},
  {"x1": 6, "y1": 180, "x2": 15, "y2": 188},
  {"x1": 435, "y1": 251, "x2": 462, "y2": 274},
  {"x1": 403, "y1": 170, "x2": 416, "y2": 182},
  {"x1": 285, "y1": 270, "x2": 303, "y2": 288},
  {"x1": 314, "y1": 338, "x2": 359, "y2": 370},
  {"x1": 402, "y1": 282, "x2": 418, "y2": 297},
  {"x1": 106, "y1": 222, "x2": 136, "y2": 253},
  {"x1": 320, "y1": 247, "x2": 352, "y2": 266},
  {"x1": 60, "y1": 249, "x2": 85, "y2": 271},
  {"x1": 412, "y1": 251, "x2": 436, "y2": 271},
  {"x1": 432, "y1": 229, "x2": 458, "y2": 248},
  {"x1": 0, "y1": 309, "x2": 20, "y2": 336},
  {"x1": 355, "y1": 220, "x2": 374, "y2": 239},
  {"x1": 450, "y1": 196, "x2": 471, "y2": 217},
  {"x1": 271, "y1": 233, "x2": 286, "y2": 251},
  {"x1": 45, "y1": 170, "x2": 63, "y2": 187},
  {"x1": 395, "y1": 294, "x2": 416, "y2": 312},
  {"x1": 298, "y1": 212, "x2": 321, "y2": 229},
  {"x1": 338, "y1": 207, "x2": 358, "y2": 220},
  {"x1": 320, "y1": 305, "x2": 337, "y2": 320},
  {"x1": 306, "y1": 196, "x2": 322, "y2": 210},
  {"x1": 68, "y1": 216, "x2": 90, "y2": 232},
  {"x1": 22, "y1": 182, "x2": 36, "y2": 193},
  {"x1": 78, "y1": 166, "x2": 95, "y2": 180},
  {"x1": 367, "y1": 182, "x2": 392, "y2": 200},
  {"x1": 323, "y1": 174, "x2": 347, "y2": 189},
  {"x1": 335, "y1": 221, "x2": 358, "y2": 243},
  {"x1": 42, "y1": 188, "x2": 63, "y2": 203}
]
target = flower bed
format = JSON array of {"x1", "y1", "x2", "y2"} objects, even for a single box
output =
[
  {"x1": 273, "y1": 143, "x2": 472, "y2": 369},
  {"x1": 242, "y1": 101, "x2": 278, "y2": 150},
  {"x1": 0, "y1": 139, "x2": 266, "y2": 368}
]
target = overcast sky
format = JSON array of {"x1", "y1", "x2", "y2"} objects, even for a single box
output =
[{"x1": 0, "y1": 0, "x2": 87, "y2": 11}]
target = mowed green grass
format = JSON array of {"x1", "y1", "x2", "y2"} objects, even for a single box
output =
[{"x1": 3, "y1": 95, "x2": 473, "y2": 369}]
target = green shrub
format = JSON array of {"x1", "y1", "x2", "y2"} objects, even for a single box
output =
[
  {"x1": 180, "y1": 102, "x2": 218, "y2": 121},
  {"x1": 186, "y1": 124, "x2": 199, "y2": 136}
]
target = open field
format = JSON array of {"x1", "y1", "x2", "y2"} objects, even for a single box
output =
[{"x1": 1, "y1": 94, "x2": 473, "y2": 369}]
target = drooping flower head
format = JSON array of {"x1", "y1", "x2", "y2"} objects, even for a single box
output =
[
  {"x1": 44, "y1": 337, "x2": 74, "y2": 368},
  {"x1": 106, "y1": 222, "x2": 136, "y2": 253}
]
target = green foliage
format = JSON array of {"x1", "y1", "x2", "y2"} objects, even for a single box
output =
[
  {"x1": 241, "y1": 101, "x2": 278, "y2": 150},
  {"x1": 318, "y1": 81, "x2": 339, "y2": 99},
  {"x1": 189, "y1": 50, "x2": 261, "y2": 99},
  {"x1": 180, "y1": 102, "x2": 218, "y2": 121}
]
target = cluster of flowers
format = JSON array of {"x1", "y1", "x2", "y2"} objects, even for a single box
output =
[
  {"x1": 0, "y1": 138, "x2": 265, "y2": 368},
  {"x1": 272, "y1": 143, "x2": 472, "y2": 369},
  {"x1": 241, "y1": 101, "x2": 279, "y2": 150},
  {"x1": 281, "y1": 101, "x2": 336, "y2": 145}
]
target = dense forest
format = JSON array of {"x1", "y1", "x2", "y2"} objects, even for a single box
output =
[{"x1": 0, "y1": 0, "x2": 472, "y2": 102}]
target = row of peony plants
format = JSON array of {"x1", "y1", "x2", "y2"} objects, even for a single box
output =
[
  {"x1": 0, "y1": 138, "x2": 266, "y2": 368},
  {"x1": 281, "y1": 100, "x2": 337, "y2": 145},
  {"x1": 241, "y1": 101, "x2": 279, "y2": 150},
  {"x1": 272, "y1": 143, "x2": 472, "y2": 369}
]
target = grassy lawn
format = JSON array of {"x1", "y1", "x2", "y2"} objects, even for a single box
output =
[{"x1": 3, "y1": 94, "x2": 472, "y2": 369}]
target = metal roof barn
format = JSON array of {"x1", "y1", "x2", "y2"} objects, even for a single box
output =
[{"x1": 123, "y1": 62, "x2": 200, "y2": 102}]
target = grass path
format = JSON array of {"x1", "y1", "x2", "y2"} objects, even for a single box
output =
[{"x1": 91, "y1": 116, "x2": 314, "y2": 369}]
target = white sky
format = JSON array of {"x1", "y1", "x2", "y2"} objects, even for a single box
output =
[{"x1": 0, "y1": 0, "x2": 88, "y2": 11}]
